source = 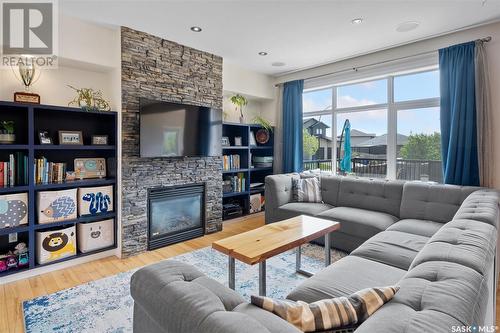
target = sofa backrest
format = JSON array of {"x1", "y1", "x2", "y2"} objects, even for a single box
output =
[
  {"x1": 337, "y1": 177, "x2": 404, "y2": 217},
  {"x1": 318, "y1": 174, "x2": 342, "y2": 206},
  {"x1": 399, "y1": 182, "x2": 478, "y2": 223}
]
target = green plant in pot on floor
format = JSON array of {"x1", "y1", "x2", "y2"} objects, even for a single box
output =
[
  {"x1": 0, "y1": 121, "x2": 15, "y2": 144},
  {"x1": 230, "y1": 94, "x2": 248, "y2": 123}
]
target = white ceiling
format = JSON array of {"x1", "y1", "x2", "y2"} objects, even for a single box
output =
[{"x1": 61, "y1": 0, "x2": 500, "y2": 76}]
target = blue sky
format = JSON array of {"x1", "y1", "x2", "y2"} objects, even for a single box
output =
[{"x1": 303, "y1": 70, "x2": 440, "y2": 137}]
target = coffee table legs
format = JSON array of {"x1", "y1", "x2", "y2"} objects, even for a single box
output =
[
  {"x1": 296, "y1": 232, "x2": 331, "y2": 276},
  {"x1": 259, "y1": 261, "x2": 266, "y2": 296},
  {"x1": 228, "y1": 256, "x2": 235, "y2": 290}
]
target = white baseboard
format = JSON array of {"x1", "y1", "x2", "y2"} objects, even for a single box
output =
[{"x1": 0, "y1": 250, "x2": 117, "y2": 285}]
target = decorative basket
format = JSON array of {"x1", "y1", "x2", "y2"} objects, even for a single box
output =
[
  {"x1": 36, "y1": 226, "x2": 76, "y2": 264},
  {"x1": 37, "y1": 188, "x2": 77, "y2": 224},
  {"x1": 77, "y1": 185, "x2": 113, "y2": 216},
  {"x1": 77, "y1": 219, "x2": 114, "y2": 253},
  {"x1": 0, "y1": 192, "x2": 28, "y2": 229}
]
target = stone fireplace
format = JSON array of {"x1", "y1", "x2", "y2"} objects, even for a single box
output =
[
  {"x1": 121, "y1": 26, "x2": 223, "y2": 257},
  {"x1": 148, "y1": 184, "x2": 205, "y2": 250}
]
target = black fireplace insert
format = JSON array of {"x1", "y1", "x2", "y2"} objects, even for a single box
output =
[{"x1": 147, "y1": 183, "x2": 205, "y2": 250}]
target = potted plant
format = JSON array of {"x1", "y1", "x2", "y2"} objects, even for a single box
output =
[
  {"x1": 68, "y1": 85, "x2": 111, "y2": 112},
  {"x1": 230, "y1": 94, "x2": 248, "y2": 123},
  {"x1": 0, "y1": 121, "x2": 15, "y2": 144},
  {"x1": 252, "y1": 115, "x2": 273, "y2": 144}
]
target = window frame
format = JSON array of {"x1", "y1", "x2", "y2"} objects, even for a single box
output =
[{"x1": 303, "y1": 67, "x2": 440, "y2": 180}]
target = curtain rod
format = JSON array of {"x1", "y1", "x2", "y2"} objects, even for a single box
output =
[{"x1": 275, "y1": 36, "x2": 492, "y2": 87}]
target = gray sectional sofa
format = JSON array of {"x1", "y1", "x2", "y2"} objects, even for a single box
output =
[{"x1": 131, "y1": 174, "x2": 500, "y2": 333}]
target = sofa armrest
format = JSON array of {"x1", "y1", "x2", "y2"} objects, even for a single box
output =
[
  {"x1": 265, "y1": 174, "x2": 296, "y2": 224},
  {"x1": 131, "y1": 260, "x2": 272, "y2": 333}
]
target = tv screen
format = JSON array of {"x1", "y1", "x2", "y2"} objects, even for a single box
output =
[{"x1": 139, "y1": 99, "x2": 222, "y2": 158}]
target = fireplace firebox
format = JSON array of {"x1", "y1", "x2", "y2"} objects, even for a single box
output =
[{"x1": 147, "y1": 183, "x2": 205, "y2": 250}]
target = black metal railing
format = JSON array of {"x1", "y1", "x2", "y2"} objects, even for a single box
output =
[{"x1": 303, "y1": 158, "x2": 443, "y2": 183}]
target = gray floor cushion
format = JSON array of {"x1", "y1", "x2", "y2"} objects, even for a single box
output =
[
  {"x1": 316, "y1": 206, "x2": 399, "y2": 239},
  {"x1": 350, "y1": 230, "x2": 429, "y2": 270},
  {"x1": 286, "y1": 256, "x2": 405, "y2": 303},
  {"x1": 386, "y1": 219, "x2": 443, "y2": 237}
]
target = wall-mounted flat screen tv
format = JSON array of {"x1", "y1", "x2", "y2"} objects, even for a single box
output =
[{"x1": 139, "y1": 99, "x2": 222, "y2": 158}]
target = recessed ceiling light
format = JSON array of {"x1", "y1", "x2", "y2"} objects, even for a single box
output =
[
  {"x1": 258, "y1": 51, "x2": 268, "y2": 56},
  {"x1": 271, "y1": 62, "x2": 286, "y2": 67},
  {"x1": 396, "y1": 21, "x2": 419, "y2": 32},
  {"x1": 190, "y1": 26, "x2": 202, "y2": 32},
  {"x1": 351, "y1": 18, "x2": 363, "y2": 25}
]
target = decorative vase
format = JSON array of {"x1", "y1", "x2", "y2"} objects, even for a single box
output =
[{"x1": 0, "y1": 133, "x2": 15, "y2": 144}]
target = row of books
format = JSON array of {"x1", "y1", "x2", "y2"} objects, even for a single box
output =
[
  {"x1": 222, "y1": 154, "x2": 241, "y2": 171},
  {"x1": 35, "y1": 157, "x2": 68, "y2": 184},
  {"x1": 223, "y1": 173, "x2": 246, "y2": 193},
  {"x1": 0, "y1": 153, "x2": 28, "y2": 187}
]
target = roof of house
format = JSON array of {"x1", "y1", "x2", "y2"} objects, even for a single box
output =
[
  {"x1": 303, "y1": 118, "x2": 330, "y2": 129},
  {"x1": 354, "y1": 133, "x2": 408, "y2": 147}
]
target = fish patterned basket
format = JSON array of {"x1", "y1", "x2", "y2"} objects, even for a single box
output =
[{"x1": 37, "y1": 188, "x2": 77, "y2": 224}]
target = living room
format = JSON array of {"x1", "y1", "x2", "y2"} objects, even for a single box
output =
[{"x1": 0, "y1": 1, "x2": 499, "y2": 332}]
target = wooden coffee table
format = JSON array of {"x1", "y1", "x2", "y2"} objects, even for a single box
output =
[{"x1": 212, "y1": 215, "x2": 340, "y2": 296}]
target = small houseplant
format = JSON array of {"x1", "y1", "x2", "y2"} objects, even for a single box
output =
[
  {"x1": 230, "y1": 94, "x2": 248, "y2": 123},
  {"x1": 252, "y1": 115, "x2": 273, "y2": 144},
  {"x1": 68, "y1": 85, "x2": 111, "y2": 112},
  {"x1": 0, "y1": 121, "x2": 15, "y2": 144}
]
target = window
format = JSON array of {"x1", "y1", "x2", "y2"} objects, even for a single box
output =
[{"x1": 302, "y1": 69, "x2": 442, "y2": 182}]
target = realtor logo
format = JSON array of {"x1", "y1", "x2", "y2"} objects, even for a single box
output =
[{"x1": 1, "y1": 0, "x2": 58, "y2": 68}]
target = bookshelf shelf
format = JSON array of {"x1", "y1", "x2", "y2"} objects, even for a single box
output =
[
  {"x1": 0, "y1": 101, "x2": 118, "y2": 278},
  {"x1": 222, "y1": 123, "x2": 274, "y2": 221}
]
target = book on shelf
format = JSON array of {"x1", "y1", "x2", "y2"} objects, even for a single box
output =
[
  {"x1": 222, "y1": 154, "x2": 241, "y2": 171},
  {"x1": 34, "y1": 157, "x2": 67, "y2": 184},
  {"x1": 0, "y1": 152, "x2": 28, "y2": 187},
  {"x1": 223, "y1": 172, "x2": 246, "y2": 193}
]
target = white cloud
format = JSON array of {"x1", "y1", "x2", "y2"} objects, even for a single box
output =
[{"x1": 337, "y1": 95, "x2": 377, "y2": 108}]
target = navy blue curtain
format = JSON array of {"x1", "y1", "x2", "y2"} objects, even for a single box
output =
[
  {"x1": 282, "y1": 80, "x2": 304, "y2": 173},
  {"x1": 439, "y1": 42, "x2": 479, "y2": 186}
]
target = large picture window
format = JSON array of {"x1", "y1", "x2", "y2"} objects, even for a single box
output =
[{"x1": 302, "y1": 69, "x2": 442, "y2": 182}]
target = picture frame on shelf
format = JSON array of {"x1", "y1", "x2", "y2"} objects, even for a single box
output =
[
  {"x1": 38, "y1": 130, "x2": 53, "y2": 145},
  {"x1": 58, "y1": 130, "x2": 83, "y2": 145},
  {"x1": 91, "y1": 135, "x2": 108, "y2": 145},
  {"x1": 234, "y1": 137, "x2": 242, "y2": 146},
  {"x1": 249, "y1": 131, "x2": 257, "y2": 146},
  {"x1": 221, "y1": 136, "x2": 230, "y2": 146}
]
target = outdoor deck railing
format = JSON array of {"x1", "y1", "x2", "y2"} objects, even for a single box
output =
[{"x1": 303, "y1": 158, "x2": 443, "y2": 183}]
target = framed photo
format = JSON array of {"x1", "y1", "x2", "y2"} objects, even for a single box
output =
[
  {"x1": 91, "y1": 135, "x2": 108, "y2": 145},
  {"x1": 58, "y1": 131, "x2": 83, "y2": 145},
  {"x1": 38, "y1": 130, "x2": 53, "y2": 145},
  {"x1": 221, "y1": 136, "x2": 230, "y2": 146},
  {"x1": 234, "y1": 137, "x2": 242, "y2": 146}
]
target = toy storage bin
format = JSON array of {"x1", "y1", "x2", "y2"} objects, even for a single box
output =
[
  {"x1": 77, "y1": 185, "x2": 114, "y2": 216},
  {"x1": 77, "y1": 219, "x2": 114, "y2": 253},
  {"x1": 36, "y1": 225, "x2": 77, "y2": 264},
  {"x1": 0, "y1": 192, "x2": 28, "y2": 229},
  {"x1": 37, "y1": 188, "x2": 77, "y2": 224}
]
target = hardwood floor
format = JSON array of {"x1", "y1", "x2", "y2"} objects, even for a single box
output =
[{"x1": 0, "y1": 212, "x2": 498, "y2": 332}]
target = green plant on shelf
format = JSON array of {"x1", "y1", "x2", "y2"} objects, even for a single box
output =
[
  {"x1": 68, "y1": 85, "x2": 111, "y2": 112},
  {"x1": 0, "y1": 121, "x2": 15, "y2": 134},
  {"x1": 252, "y1": 116, "x2": 273, "y2": 132}
]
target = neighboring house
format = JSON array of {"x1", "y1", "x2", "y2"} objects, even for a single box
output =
[
  {"x1": 303, "y1": 118, "x2": 333, "y2": 160},
  {"x1": 353, "y1": 133, "x2": 409, "y2": 157}
]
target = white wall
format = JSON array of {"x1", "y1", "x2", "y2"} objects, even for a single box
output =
[
  {"x1": 275, "y1": 21, "x2": 500, "y2": 188},
  {"x1": 222, "y1": 62, "x2": 277, "y2": 125}
]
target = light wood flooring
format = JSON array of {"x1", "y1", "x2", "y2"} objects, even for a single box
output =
[{"x1": 0, "y1": 212, "x2": 499, "y2": 332}]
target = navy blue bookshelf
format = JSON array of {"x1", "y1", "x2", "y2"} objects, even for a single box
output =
[
  {"x1": 0, "y1": 101, "x2": 118, "y2": 278},
  {"x1": 222, "y1": 122, "x2": 274, "y2": 220}
]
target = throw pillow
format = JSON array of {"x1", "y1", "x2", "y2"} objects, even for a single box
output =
[
  {"x1": 292, "y1": 177, "x2": 322, "y2": 203},
  {"x1": 251, "y1": 286, "x2": 399, "y2": 332}
]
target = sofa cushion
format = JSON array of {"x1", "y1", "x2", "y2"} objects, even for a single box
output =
[
  {"x1": 400, "y1": 182, "x2": 478, "y2": 222},
  {"x1": 453, "y1": 189, "x2": 499, "y2": 227},
  {"x1": 337, "y1": 177, "x2": 404, "y2": 217},
  {"x1": 233, "y1": 303, "x2": 302, "y2": 333},
  {"x1": 278, "y1": 202, "x2": 333, "y2": 217},
  {"x1": 292, "y1": 177, "x2": 322, "y2": 203},
  {"x1": 317, "y1": 206, "x2": 399, "y2": 239},
  {"x1": 319, "y1": 175, "x2": 342, "y2": 206},
  {"x1": 409, "y1": 218, "x2": 496, "y2": 276},
  {"x1": 355, "y1": 260, "x2": 488, "y2": 333},
  {"x1": 287, "y1": 256, "x2": 405, "y2": 303},
  {"x1": 351, "y1": 231, "x2": 429, "y2": 270},
  {"x1": 386, "y1": 219, "x2": 442, "y2": 237}
]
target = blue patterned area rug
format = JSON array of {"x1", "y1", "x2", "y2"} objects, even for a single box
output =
[{"x1": 23, "y1": 244, "x2": 346, "y2": 333}]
